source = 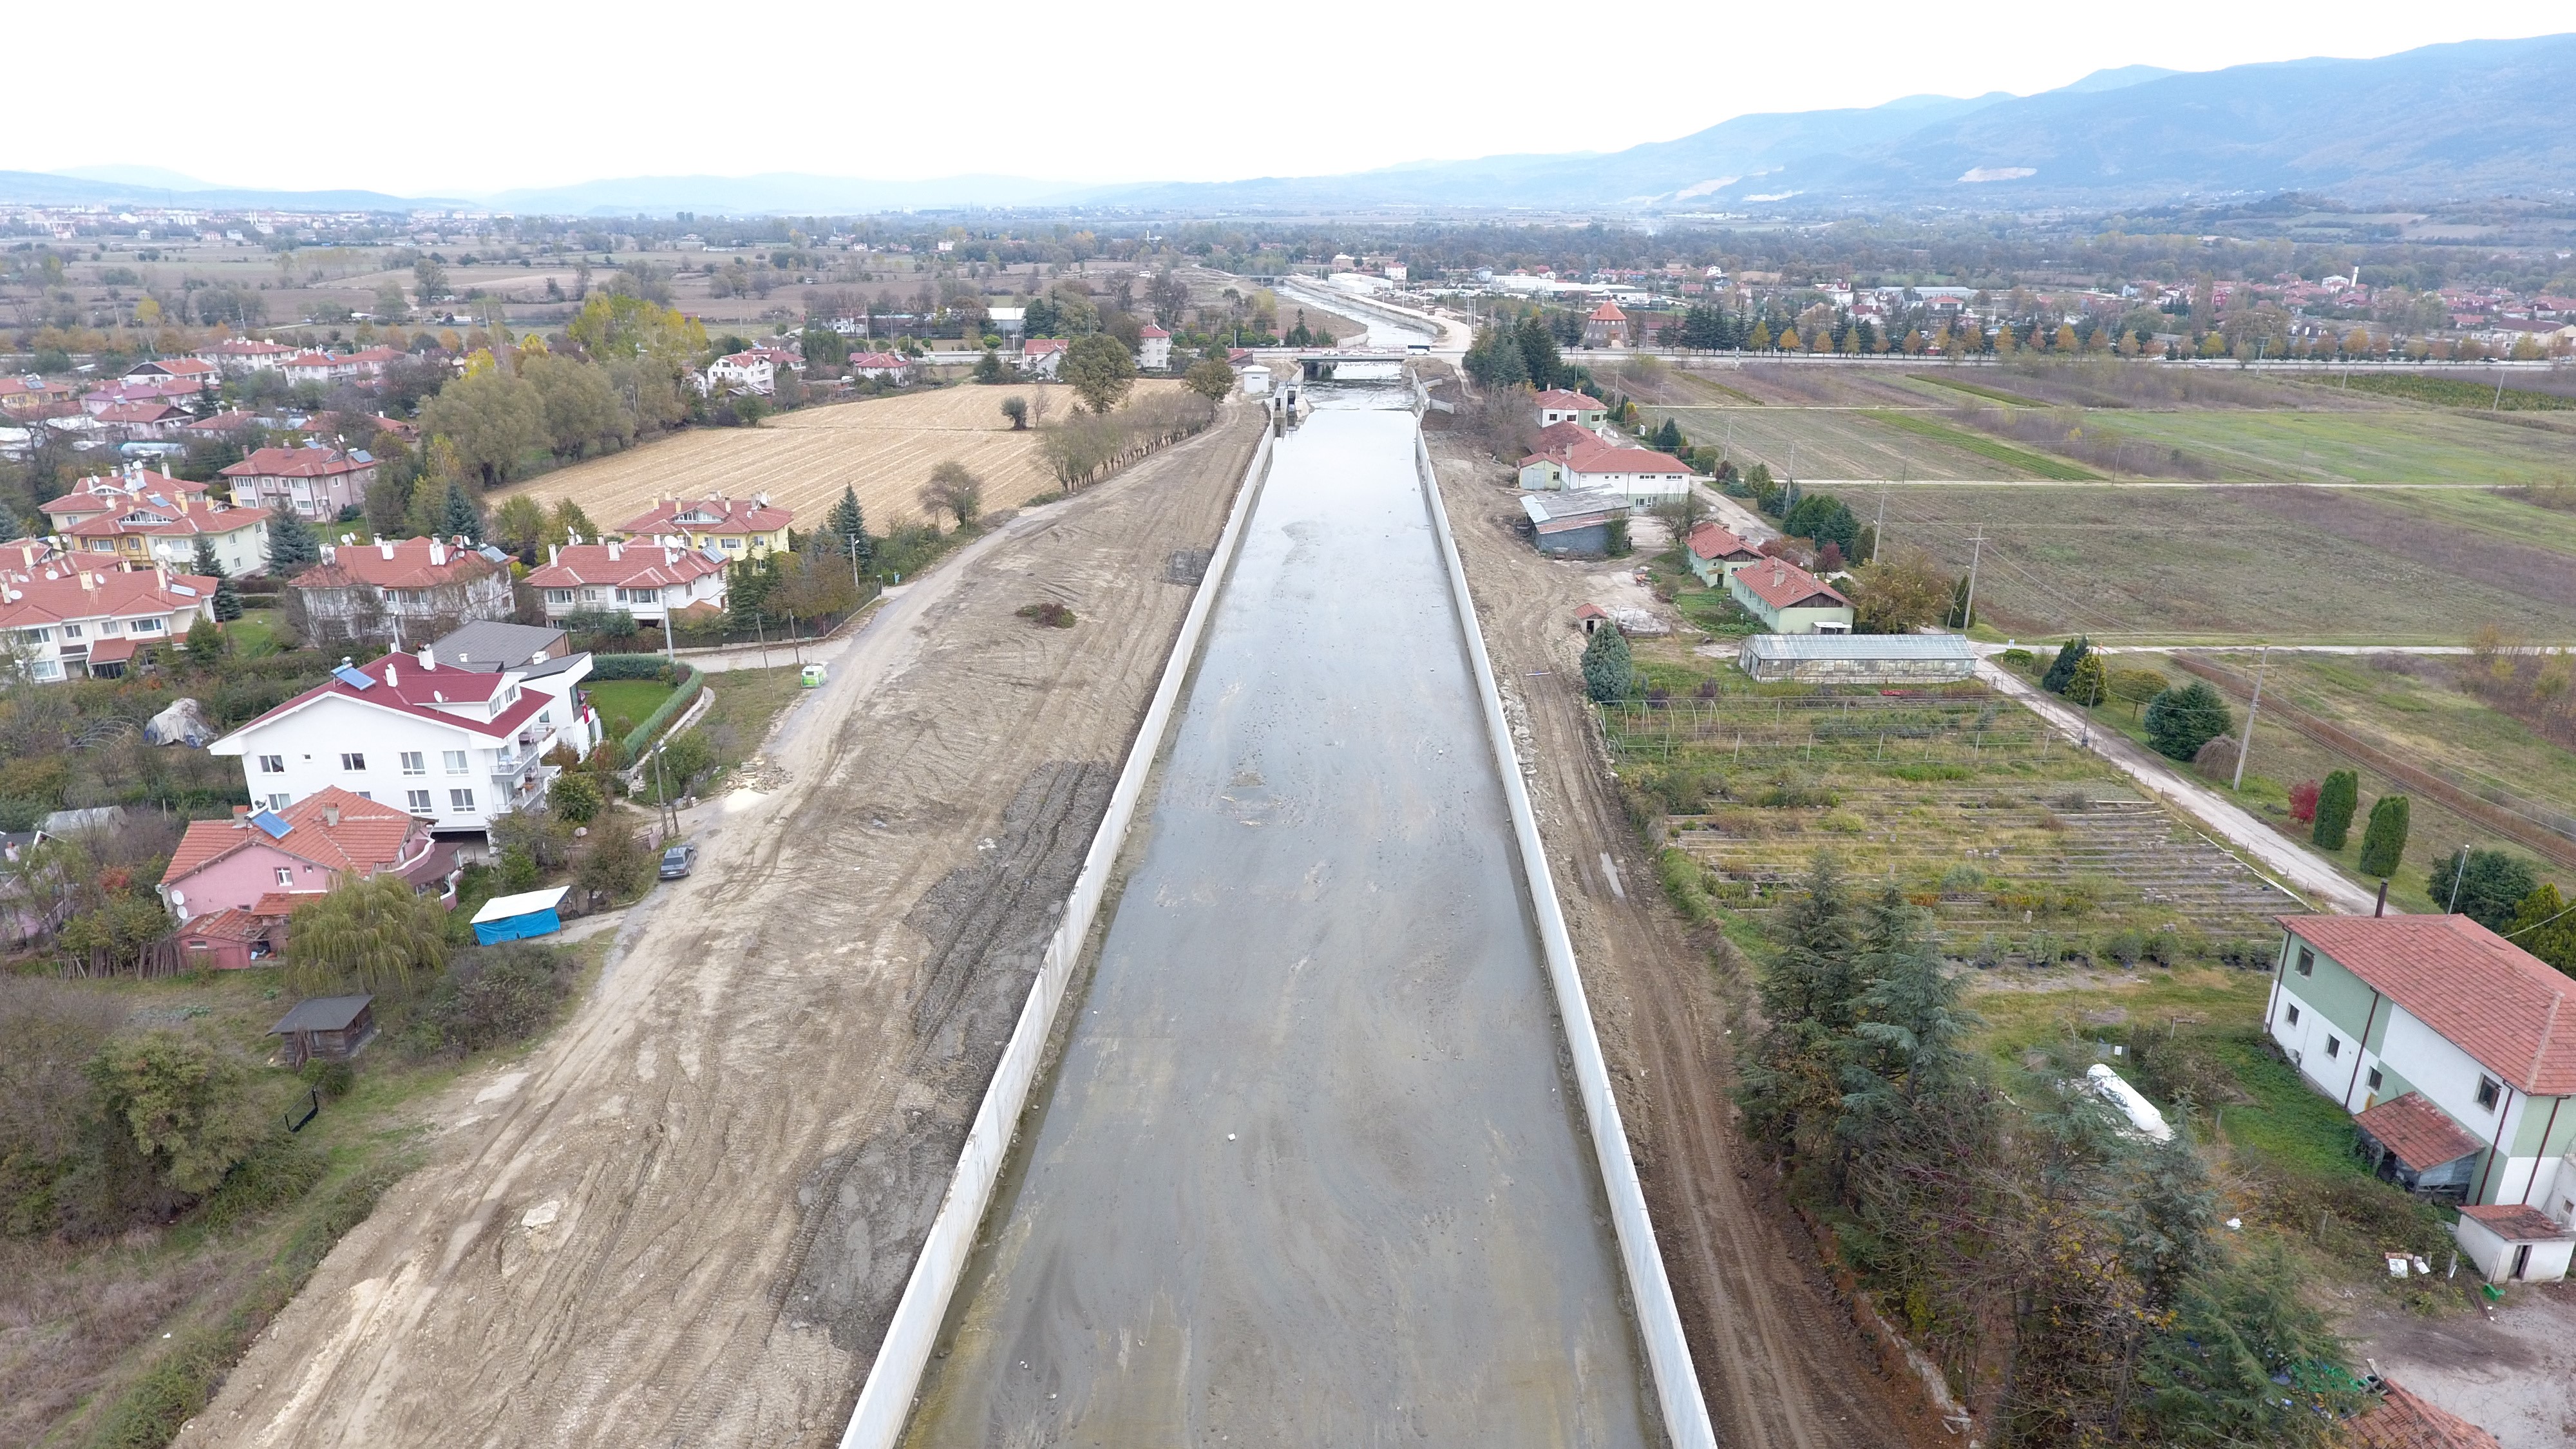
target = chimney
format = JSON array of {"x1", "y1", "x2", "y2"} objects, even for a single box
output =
[
  {"x1": 321, "y1": 543, "x2": 336, "y2": 564},
  {"x1": 80, "y1": 572, "x2": 95, "y2": 592},
  {"x1": 379, "y1": 538, "x2": 395, "y2": 559},
  {"x1": 548, "y1": 544, "x2": 559, "y2": 565},
  {"x1": 386, "y1": 659, "x2": 399, "y2": 687},
  {"x1": 232, "y1": 804, "x2": 249, "y2": 820},
  {"x1": 607, "y1": 542, "x2": 623, "y2": 562},
  {"x1": 321, "y1": 802, "x2": 340, "y2": 826},
  {"x1": 429, "y1": 541, "x2": 446, "y2": 567},
  {"x1": 420, "y1": 645, "x2": 437, "y2": 670}
]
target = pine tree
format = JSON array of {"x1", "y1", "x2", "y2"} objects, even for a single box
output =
[
  {"x1": 2143, "y1": 680, "x2": 2231, "y2": 761},
  {"x1": 439, "y1": 481, "x2": 482, "y2": 542},
  {"x1": 192, "y1": 536, "x2": 243, "y2": 621},
  {"x1": 825, "y1": 485, "x2": 873, "y2": 567},
  {"x1": 1653, "y1": 418, "x2": 1683, "y2": 452},
  {"x1": 2041, "y1": 636, "x2": 2092, "y2": 694},
  {"x1": 2068, "y1": 653, "x2": 2108, "y2": 708},
  {"x1": 1579, "y1": 620, "x2": 1632, "y2": 704},
  {"x1": 1515, "y1": 314, "x2": 1562, "y2": 391},
  {"x1": 2310, "y1": 770, "x2": 2359, "y2": 851},
  {"x1": 265, "y1": 507, "x2": 320, "y2": 573},
  {"x1": 2356, "y1": 794, "x2": 2410, "y2": 879}
]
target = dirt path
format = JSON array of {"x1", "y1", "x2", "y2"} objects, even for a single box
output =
[
  {"x1": 1428, "y1": 440, "x2": 1945, "y2": 1449},
  {"x1": 174, "y1": 406, "x2": 1264, "y2": 1449}
]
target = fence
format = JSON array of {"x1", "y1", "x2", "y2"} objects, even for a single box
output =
[
  {"x1": 2170, "y1": 656, "x2": 2576, "y2": 873},
  {"x1": 616, "y1": 665, "x2": 705, "y2": 758},
  {"x1": 835, "y1": 425, "x2": 1276, "y2": 1449}
]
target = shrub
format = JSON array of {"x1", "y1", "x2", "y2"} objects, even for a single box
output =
[
  {"x1": 2311, "y1": 770, "x2": 2358, "y2": 849},
  {"x1": 2287, "y1": 779, "x2": 2320, "y2": 824},
  {"x1": 1580, "y1": 621, "x2": 1633, "y2": 703},
  {"x1": 1016, "y1": 601, "x2": 1077, "y2": 627},
  {"x1": 549, "y1": 771, "x2": 603, "y2": 824},
  {"x1": 2427, "y1": 847, "x2": 2537, "y2": 928},
  {"x1": 2357, "y1": 793, "x2": 2410, "y2": 878},
  {"x1": 1998, "y1": 648, "x2": 2035, "y2": 670},
  {"x1": 2143, "y1": 680, "x2": 2232, "y2": 761},
  {"x1": 408, "y1": 943, "x2": 574, "y2": 1057}
]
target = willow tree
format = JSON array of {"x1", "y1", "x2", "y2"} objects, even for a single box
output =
[{"x1": 290, "y1": 875, "x2": 450, "y2": 998}]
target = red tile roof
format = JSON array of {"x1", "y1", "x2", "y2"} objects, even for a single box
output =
[
  {"x1": 91, "y1": 402, "x2": 190, "y2": 425},
  {"x1": 251, "y1": 891, "x2": 326, "y2": 918},
  {"x1": 1138, "y1": 325, "x2": 1170, "y2": 337},
  {"x1": 163, "y1": 787, "x2": 426, "y2": 886},
  {"x1": 1563, "y1": 440, "x2": 1692, "y2": 477},
  {"x1": 528, "y1": 542, "x2": 726, "y2": 591},
  {"x1": 220, "y1": 446, "x2": 372, "y2": 479},
  {"x1": 1732, "y1": 557, "x2": 1851, "y2": 611},
  {"x1": 2353, "y1": 1093, "x2": 2484, "y2": 1171},
  {"x1": 1587, "y1": 301, "x2": 1628, "y2": 321},
  {"x1": 290, "y1": 536, "x2": 498, "y2": 591},
  {"x1": 1533, "y1": 388, "x2": 1604, "y2": 410},
  {"x1": 2282, "y1": 915, "x2": 2576, "y2": 1095},
  {"x1": 1531, "y1": 421, "x2": 1596, "y2": 452},
  {"x1": 1687, "y1": 522, "x2": 1759, "y2": 562},
  {"x1": 1023, "y1": 338, "x2": 1068, "y2": 354},
  {"x1": 0, "y1": 565, "x2": 214, "y2": 632},
  {"x1": 222, "y1": 649, "x2": 551, "y2": 742},
  {"x1": 615, "y1": 494, "x2": 793, "y2": 538},
  {"x1": 2348, "y1": 1381, "x2": 2503, "y2": 1449},
  {"x1": 64, "y1": 498, "x2": 262, "y2": 543},
  {"x1": 200, "y1": 339, "x2": 295, "y2": 357},
  {"x1": 848, "y1": 352, "x2": 910, "y2": 368},
  {"x1": 2457, "y1": 1203, "x2": 2573, "y2": 1241},
  {"x1": 178, "y1": 907, "x2": 275, "y2": 943},
  {"x1": 127, "y1": 358, "x2": 218, "y2": 379}
]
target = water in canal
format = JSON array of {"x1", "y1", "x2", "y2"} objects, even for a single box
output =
[{"x1": 900, "y1": 387, "x2": 1658, "y2": 1448}]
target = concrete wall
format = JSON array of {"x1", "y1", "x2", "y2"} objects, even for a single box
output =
[
  {"x1": 837, "y1": 426, "x2": 1275, "y2": 1449},
  {"x1": 1419, "y1": 428, "x2": 1719, "y2": 1449}
]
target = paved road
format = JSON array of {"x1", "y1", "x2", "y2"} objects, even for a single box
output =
[
  {"x1": 901, "y1": 391, "x2": 1658, "y2": 1446},
  {"x1": 1977, "y1": 661, "x2": 2380, "y2": 914}
]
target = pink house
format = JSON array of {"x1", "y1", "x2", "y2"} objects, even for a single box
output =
[{"x1": 157, "y1": 787, "x2": 457, "y2": 928}]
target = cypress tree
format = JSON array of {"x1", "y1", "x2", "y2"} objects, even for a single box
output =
[
  {"x1": 2310, "y1": 770, "x2": 2358, "y2": 850},
  {"x1": 2041, "y1": 636, "x2": 2091, "y2": 694},
  {"x1": 2356, "y1": 794, "x2": 2411, "y2": 879},
  {"x1": 1948, "y1": 573, "x2": 1975, "y2": 630},
  {"x1": 265, "y1": 507, "x2": 320, "y2": 573},
  {"x1": 1579, "y1": 620, "x2": 1633, "y2": 704},
  {"x1": 192, "y1": 536, "x2": 243, "y2": 621}
]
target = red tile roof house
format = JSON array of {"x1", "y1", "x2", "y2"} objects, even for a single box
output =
[
  {"x1": 193, "y1": 337, "x2": 298, "y2": 375},
  {"x1": 1531, "y1": 388, "x2": 1607, "y2": 428},
  {"x1": 220, "y1": 444, "x2": 377, "y2": 520},
  {"x1": 1726, "y1": 556, "x2": 1855, "y2": 634},
  {"x1": 847, "y1": 350, "x2": 914, "y2": 382},
  {"x1": 613, "y1": 493, "x2": 794, "y2": 558},
  {"x1": 64, "y1": 489, "x2": 270, "y2": 577},
  {"x1": 80, "y1": 379, "x2": 207, "y2": 414},
  {"x1": 121, "y1": 357, "x2": 221, "y2": 394},
  {"x1": 1137, "y1": 324, "x2": 1172, "y2": 370},
  {"x1": 285, "y1": 536, "x2": 514, "y2": 649},
  {"x1": 1019, "y1": 337, "x2": 1068, "y2": 377},
  {"x1": 527, "y1": 542, "x2": 728, "y2": 625},
  {"x1": 1685, "y1": 522, "x2": 1762, "y2": 586},
  {"x1": 157, "y1": 788, "x2": 459, "y2": 945},
  {"x1": 702, "y1": 350, "x2": 781, "y2": 396},
  {"x1": 209, "y1": 645, "x2": 601, "y2": 835},
  {"x1": 2265, "y1": 913, "x2": 2576, "y2": 1282},
  {"x1": 1519, "y1": 437, "x2": 1698, "y2": 507},
  {"x1": 1582, "y1": 301, "x2": 1632, "y2": 348},
  {"x1": 0, "y1": 560, "x2": 217, "y2": 681},
  {"x1": 284, "y1": 351, "x2": 361, "y2": 389},
  {"x1": 89, "y1": 401, "x2": 194, "y2": 440}
]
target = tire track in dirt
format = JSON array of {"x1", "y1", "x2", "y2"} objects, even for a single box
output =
[
  {"x1": 173, "y1": 408, "x2": 1263, "y2": 1449},
  {"x1": 1428, "y1": 436, "x2": 1944, "y2": 1449}
]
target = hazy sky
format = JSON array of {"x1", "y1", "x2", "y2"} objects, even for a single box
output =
[{"x1": 17, "y1": 3, "x2": 2571, "y2": 196}]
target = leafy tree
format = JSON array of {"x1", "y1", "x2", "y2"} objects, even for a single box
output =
[
  {"x1": 549, "y1": 499, "x2": 597, "y2": 545},
  {"x1": 565, "y1": 290, "x2": 706, "y2": 365},
  {"x1": 191, "y1": 536, "x2": 243, "y2": 620},
  {"x1": 2429, "y1": 847, "x2": 2539, "y2": 929},
  {"x1": 2311, "y1": 770, "x2": 2359, "y2": 850},
  {"x1": 2143, "y1": 681, "x2": 2232, "y2": 762},
  {"x1": 999, "y1": 395, "x2": 1029, "y2": 430},
  {"x1": 2106, "y1": 668, "x2": 2170, "y2": 717},
  {"x1": 2067, "y1": 653, "x2": 2108, "y2": 708},
  {"x1": 1184, "y1": 355, "x2": 1236, "y2": 401},
  {"x1": 547, "y1": 771, "x2": 603, "y2": 824},
  {"x1": 2356, "y1": 793, "x2": 2410, "y2": 879},
  {"x1": 576, "y1": 820, "x2": 655, "y2": 902},
  {"x1": 421, "y1": 366, "x2": 547, "y2": 486},
  {"x1": 437, "y1": 481, "x2": 484, "y2": 542},
  {"x1": 2508, "y1": 884, "x2": 2576, "y2": 974},
  {"x1": 265, "y1": 506, "x2": 321, "y2": 574},
  {"x1": 522, "y1": 353, "x2": 633, "y2": 459},
  {"x1": 2041, "y1": 636, "x2": 2092, "y2": 694},
  {"x1": 1846, "y1": 547, "x2": 1951, "y2": 634},
  {"x1": 1061, "y1": 334, "x2": 1137, "y2": 415},
  {"x1": 918, "y1": 461, "x2": 984, "y2": 529},
  {"x1": 489, "y1": 494, "x2": 547, "y2": 554},
  {"x1": 289, "y1": 875, "x2": 450, "y2": 997},
  {"x1": 87, "y1": 1031, "x2": 267, "y2": 1197},
  {"x1": 1579, "y1": 620, "x2": 1632, "y2": 703},
  {"x1": 972, "y1": 348, "x2": 1005, "y2": 384}
]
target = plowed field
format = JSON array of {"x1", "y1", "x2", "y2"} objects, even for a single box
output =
[{"x1": 490, "y1": 381, "x2": 1185, "y2": 531}]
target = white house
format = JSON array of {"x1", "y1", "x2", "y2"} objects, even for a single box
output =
[
  {"x1": 1019, "y1": 337, "x2": 1067, "y2": 377},
  {"x1": 1137, "y1": 325, "x2": 1172, "y2": 371},
  {"x1": 526, "y1": 541, "x2": 728, "y2": 625},
  {"x1": 2266, "y1": 913, "x2": 2576, "y2": 1282},
  {"x1": 0, "y1": 556, "x2": 217, "y2": 681},
  {"x1": 193, "y1": 338, "x2": 298, "y2": 375},
  {"x1": 848, "y1": 351, "x2": 913, "y2": 383},
  {"x1": 703, "y1": 350, "x2": 776, "y2": 396},
  {"x1": 1531, "y1": 388, "x2": 1607, "y2": 428},
  {"x1": 1518, "y1": 437, "x2": 1696, "y2": 506},
  {"x1": 64, "y1": 491, "x2": 269, "y2": 577},
  {"x1": 211, "y1": 645, "x2": 600, "y2": 835}
]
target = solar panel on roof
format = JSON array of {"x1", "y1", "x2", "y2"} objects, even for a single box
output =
[
  {"x1": 249, "y1": 809, "x2": 292, "y2": 838},
  {"x1": 331, "y1": 665, "x2": 376, "y2": 690}
]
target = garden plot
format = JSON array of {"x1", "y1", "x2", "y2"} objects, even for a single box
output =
[{"x1": 1607, "y1": 688, "x2": 2298, "y2": 961}]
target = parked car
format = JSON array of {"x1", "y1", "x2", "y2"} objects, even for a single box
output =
[{"x1": 658, "y1": 843, "x2": 697, "y2": 880}]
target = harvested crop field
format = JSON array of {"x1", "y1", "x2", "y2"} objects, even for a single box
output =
[
  {"x1": 489, "y1": 381, "x2": 1186, "y2": 532},
  {"x1": 1862, "y1": 484, "x2": 2576, "y2": 643},
  {"x1": 1644, "y1": 402, "x2": 2046, "y2": 480}
]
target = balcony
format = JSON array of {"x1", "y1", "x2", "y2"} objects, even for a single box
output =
[{"x1": 490, "y1": 761, "x2": 560, "y2": 810}]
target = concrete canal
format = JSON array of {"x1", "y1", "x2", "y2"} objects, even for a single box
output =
[{"x1": 900, "y1": 387, "x2": 1660, "y2": 1448}]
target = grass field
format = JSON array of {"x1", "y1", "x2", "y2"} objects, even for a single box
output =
[
  {"x1": 2324, "y1": 374, "x2": 2576, "y2": 411},
  {"x1": 2070, "y1": 408, "x2": 2576, "y2": 484},
  {"x1": 583, "y1": 679, "x2": 677, "y2": 737},
  {"x1": 1867, "y1": 410, "x2": 2100, "y2": 478},
  {"x1": 1644, "y1": 401, "x2": 2045, "y2": 480},
  {"x1": 488, "y1": 381, "x2": 1184, "y2": 534},
  {"x1": 2333, "y1": 485, "x2": 2576, "y2": 555},
  {"x1": 1865, "y1": 485, "x2": 2576, "y2": 643}
]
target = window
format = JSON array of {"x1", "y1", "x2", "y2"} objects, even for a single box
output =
[
  {"x1": 2477, "y1": 1075, "x2": 2502, "y2": 1111},
  {"x1": 274, "y1": 867, "x2": 293, "y2": 886},
  {"x1": 19, "y1": 627, "x2": 48, "y2": 643},
  {"x1": 2324, "y1": 1035, "x2": 2340, "y2": 1058},
  {"x1": 544, "y1": 589, "x2": 576, "y2": 604},
  {"x1": 721, "y1": 536, "x2": 741, "y2": 549},
  {"x1": 132, "y1": 617, "x2": 162, "y2": 633},
  {"x1": 406, "y1": 790, "x2": 432, "y2": 812},
  {"x1": 339, "y1": 752, "x2": 366, "y2": 772},
  {"x1": 2285, "y1": 1005, "x2": 2302, "y2": 1027},
  {"x1": 259, "y1": 754, "x2": 285, "y2": 773},
  {"x1": 28, "y1": 659, "x2": 60, "y2": 680},
  {"x1": 449, "y1": 788, "x2": 476, "y2": 811},
  {"x1": 400, "y1": 752, "x2": 425, "y2": 775},
  {"x1": 2367, "y1": 1067, "x2": 2383, "y2": 1092},
  {"x1": 2295, "y1": 947, "x2": 2314, "y2": 976},
  {"x1": 99, "y1": 620, "x2": 118, "y2": 634},
  {"x1": 443, "y1": 750, "x2": 468, "y2": 774},
  {"x1": 267, "y1": 793, "x2": 290, "y2": 811},
  {"x1": 61, "y1": 623, "x2": 80, "y2": 638}
]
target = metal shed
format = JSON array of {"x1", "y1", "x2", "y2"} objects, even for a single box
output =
[
  {"x1": 1520, "y1": 488, "x2": 1631, "y2": 556},
  {"x1": 471, "y1": 886, "x2": 570, "y2": 945},
  {"x1": 1734, "y1": 633, "x2": 1978, "y2": 683}
]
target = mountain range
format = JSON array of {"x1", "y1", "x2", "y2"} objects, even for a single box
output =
[{"x1": 9, "y1": 34, "x2": 2571, "y2": 217}]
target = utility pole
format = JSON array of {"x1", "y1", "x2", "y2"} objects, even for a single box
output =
[
  {"x1": 1961, "y1": 527, "x2": 1984, "y2": 630},
  {"x1": 2232, "y1": 645, "x2": 2268, "y2": 792},
  {"x1": 659, "y1": 605, "x2": 676, "y2": 665},
  {"x1": 2448, "y1": 844, "x2": 2474, "y2": 914}
]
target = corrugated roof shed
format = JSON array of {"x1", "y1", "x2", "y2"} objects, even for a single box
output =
[{"x1": 1739, "y1": 634, "x2": 1975, "y2": 661}]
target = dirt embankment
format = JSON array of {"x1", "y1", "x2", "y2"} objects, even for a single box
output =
[
  {"x1": 1429, "y1": 435, "x2": 1944, "y2": 1449},
  {"x1": 173, "y1": 407, "x2": 1263, "y2": 1449}
]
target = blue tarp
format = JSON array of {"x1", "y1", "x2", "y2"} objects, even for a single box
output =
[{"x1": 473, "y1": 907, "x2": 562, "y2": 945}]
